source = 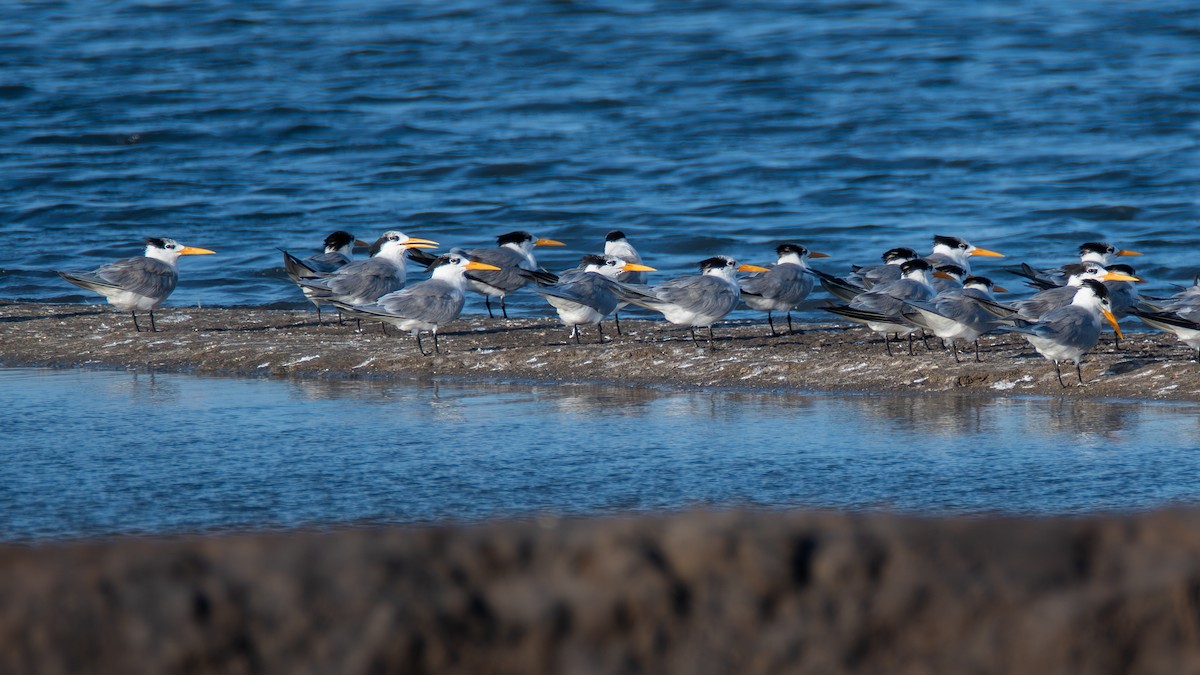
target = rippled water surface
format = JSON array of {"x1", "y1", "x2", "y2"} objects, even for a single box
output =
[
  {"x1": 3, "y1": 368, "x2": 1200, "y2": 541},
  {"x1": 2, "y1": 1, "x2": 1199, "y2": 318}
]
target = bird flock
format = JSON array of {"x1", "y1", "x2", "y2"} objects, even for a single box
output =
[{"x1": 55, "y1": 230, "x2": 1200, "y2": 387}]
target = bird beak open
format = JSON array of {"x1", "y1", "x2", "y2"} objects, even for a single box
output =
[
  {"x1": 992, "y1": 284, "x2": 1009, "y2": 293},
  {"x1": 808, "y1": 251, "x2": 830, "y2": 258},
  {"x1": 1102, "y1": 308, "x2": 1123, "y2": 338},
  {"x1": 969, "y1": 247, "x2": 1004, "y2": 257},
  {"x1": 738, "y1": 264, "x2": 770, "y2": 273},
  {"x1": 1102, "y1": 270, "x2": 1141, "y2": 282},
  {"x1": 403, "y1": 237, "x2": 440, "y2": 250},
  {"x1": 622, "y1": 263, "x2": 657, "y2": 272},
  {"x1": 933, "y1": 270, "x2": 957, "y2": 280},
  {"x1": 534, "y1": 238, "x2": 566, "y2": 247},
  {"x1": 179, "y1": 246, "x2": 215, "y2": 255},
  {"x1": 465, "y1": 261, "x2": 502, "y2": 271},
  {"x1": 1117, "y1": 249, "x2": 1143, "y2": 257}
]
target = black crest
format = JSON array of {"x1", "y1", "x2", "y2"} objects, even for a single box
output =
[
  {"x1": 579, "y1": 254, "x2": 608, "y2": 268},
  {"x1": 323, "y1": 230, "x2": 356, "y2": 250},
  {"x1": 899, "y1": 258, "x2": 934, "y2": 274},
  {"x1": 145, "y1": 237, "x2": 169, "y2": 249},
  {"x1": 1079, "y1": 278, "x2": 1110, "y2": 299},
  {"x1": 497, "y1": 231, "x2": 534, "y2": 247},
  {"x1": 776, "y1": 243, "x2": 807, "y2": 257},
  {"x1": 1078, "y1": 242, "x2": 1115, "y2": 256},
  {"x1": 605, "y1": 230, "x2": 627, "y2": 242},
  {"x1": 697, "y1": 255, "x2": 733, "y2": 270},
  {"x1": 881, "y1": 247, "x2": 918, "y2": 263},
  {"x1": 933, "y1": 235, "x2": 967, "y2": 250}
]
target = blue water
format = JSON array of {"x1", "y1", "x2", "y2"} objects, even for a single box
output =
[
  {"x1": 2, "y1": 0, "x2": 1199, "y2": 319},
  {"x1": 3, "y1": 368, "x2": 1200, "y2": 541}
]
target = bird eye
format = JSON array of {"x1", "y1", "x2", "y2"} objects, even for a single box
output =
[
  {"x1": 450, "y1": 257, "x2": 460, "y2": 264},
  {"x1": 959, "y1": 243, "x2": 968, "y2": 250}
]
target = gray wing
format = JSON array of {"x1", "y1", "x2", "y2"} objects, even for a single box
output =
[
  {"x1": 850, "y1": 264, "x2": 902, "y2": 288},
  {"x1": 463, "y1": 247, "x2": 531, "y2": 293},
  {"x1": 536, "y1": 274, "x2": 620, "y2": 315},
  {"x1": 60, "y1": 257, "x2": 178, "y2": 299},
  {"x1": 852, "y1": 280, "x2": 930, "y2": 316},
  {"x1": 1013, "y1": 286, "x2": 1076, "y2": 319},
  {"x1": 1030, "y1": 306, "x2": 1098, "y2": 344},
  {"x1": 739, "y1": 264, "x2": 811, "y2": 304},
  {"x1": 314, "y1": 257, "x2": 403, "y2": 302},
  {"x1": 655, "y1": 275, "x2": 740, "y2": 317},
  {"x1": 376, "y1": 279, "x2": 465, "y2": 324}
]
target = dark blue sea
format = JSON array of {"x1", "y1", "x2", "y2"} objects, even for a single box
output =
[
  {"x1": 3, "y1": 1, "x2": 1200, "y2": 540},
  {"x1": 2, "y1": 0, "x2": 1198, "y2": 317}
]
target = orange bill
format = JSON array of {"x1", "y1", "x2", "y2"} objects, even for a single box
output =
[
  {"x1": 465, "y1": 261, "x2": 502, "y2": 271},
  {"x1": 807, "y1": 251, "x2": 830, "y2": 259},
  {"x1": 968, "y1": 247, "x2": 1004, "y2": 257},
  {"x1": 534, "y1": 238, "x2": 566, "y2": 247},
  {"x1": 622, "y1": 262, "x2": 656, "y2": 272},
  {"x1": 738, "y1": 264, "x2": 770, "y2": 273},
  {"x1": 179, "y1": 246, "x2": 215, "y2": 255}
]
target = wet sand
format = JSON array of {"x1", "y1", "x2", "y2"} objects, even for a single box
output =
[
  {"x1": 2, "y1": 301, "x2": 1198, "y2": 400},
  {"x1": 4, "y1": 509, "x2": 1200, "y2": 674}
]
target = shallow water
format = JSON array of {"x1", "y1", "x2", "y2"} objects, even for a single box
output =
[
  {"x1": 2, "y1": 0, "x2": 1199, "y2": 318},
  {"x1": 3, "y1": 367, "x2": 1200, "y2": 541}
]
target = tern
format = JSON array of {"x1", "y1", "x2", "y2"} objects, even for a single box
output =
[
  {"x1": 332, "y1": 253, "x2": 500, "y2": 355},
  {"x1": 458, "y1": 231, "x2": 565, "y2": 318},
  {"x1": 1129, "y1": 303, "x2": 1200, "y2": 362},
  {"x1": 616, "y1": 255, "x2": 769, "y2": 347},
  {"x1": 925, "y1": 235, "x2": 1005, "y2": 274},
  {"x1": 1001, "y1": 279, "x2": 1122, "y2": 387},
  {"x1": 57, "y1": 237, "x2": 215, "y2": 332},
  {"x1": 280, "y1": 230, "x2": 369, "y2": 324},
  {"x1": 811, "y1": 246, "x2": 922, "y2": 302},
  {"x1": 536, "y1": 254, "x2": 656, "y2": 343},
  {"x1": 901, "y1": 275, "x2": 1008, "y2": 362},
  {"x1": 1008, "y1": 241, "x2": 1142, "y2": 288},
  {"x1": 823, "y1": 259, "x2": 947, "y2": 356},
  {"x1": 604, "y1": 230, "x2": 649, "y2": 334},
  {"x1": 975, "y1": 263, "x2": 1140, "y2": 321},
  {"x1": 739, "y1": 243, "x2": 829, "y2": 335},
  {"x1": 295, "y1": 230, "x2": 438, "y2": 310}
]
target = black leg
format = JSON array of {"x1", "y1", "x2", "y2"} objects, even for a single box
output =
[
  {"x1": 416, "y1": 332, "x2": 431, "y2": 356},
  {"x1": 380, "y1": 322, "x2": 388, "y2": 335},
  {"x1": 907, "y1": 332, "x2": 915, "y2": 356},
  {"x1": 131, "y1": 311, "x2": 142, "y2": 332},
  {"x1": 708, "y1": 325, "x2": 715, "y2": 349},
  {"x1": 572, "y1": 325, "x2": 580, "y2": 344},
  {"x1": 485, "y1": 296, "x2": 495, "y2": 319},
  {"x1": 615, "y1": 312, "x2": 622, "y2": 336},
  {"x1": 974, "y1": 339, "x2": 981, "y2": 363},
  {"x1": 884, "y1": 333, "x2": 893, "y2": 356},
  {"x1": 149, "y1": 310, "x2": 158, "y2": 332},
  {"x1": 434, "y1": 330, "x2": 441, "y2": 354},
  {"x1": 355, "y1": 318, "x2": 362, "y2": 332},
  {"x1": 337, "y1": 309, "x2": 345, "y2": 326},
  {"x1": 316, "y1": 304, "x2": 323, "y2": 325},
  {"x1": 500, "y1": 295, "x2": 509, "y2": 319},
  {"x1": 920, "y1": 330, "x2": 932, "y2": 350},
  {"x1": 1076, "y1": 362, "x2": 1084, "y2": 385},
  {"x1": 767, "y1": 311, "x2": 777, "y2": 337},
  {"x1": 1114, "y1": 334, "x2": 1121, "y2": 350},
  {"x1": 951, "y1": 341, "x2": 960, "y2": 363},
  {"x1": 690, "y1": 327, "x2": 698, "y2": 345},
  {"x1": 1054, "y1": 361, "x2": 1065, "y2": 388},
  {"x1": 786, "y1": 311, "x2": 793, "y2": 335},
  {"x1": 597, "y1": 322, "x2": 604, "y2": 343}
]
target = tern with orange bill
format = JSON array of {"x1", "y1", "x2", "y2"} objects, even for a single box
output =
[
  {"x1": 536, "y1": 254, "x2": 657, "y2": 343},
  {"x1": 998, "y1": 279, "x2": 1123, "y2": 387},
  {"x1": 57, "y1": 237, "x2": 215, "y2": 332},
  {"x1": 823, "y1": 258, "x2": 950, "y2": 355},
  {"x1": 333, "y1": 253, "x2": 501, "y2": 355},
  {"x1": 295, "y1": 230, "x2": 438, "y2": 309},
  {"x1": 616, "y1": 255, "x2": 769, "y2": 347},
  {"x1": 901, "y1": 275, "x2": 1008, "y2": 362},
  {"x1": 925, "y1": 235, "x2": 1005, "y2": 274},
  {"x1": 280, "y1": 230, "x2": 369, "y2": 324},
  {"x1": 739, "y1": 243, "x2": 828, "y2": 336},
  {"x1": 459, "y1": 231, "x2": 565, "y2": 318}
]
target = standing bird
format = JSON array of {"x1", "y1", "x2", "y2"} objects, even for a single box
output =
[
  {"x1": 1002, "y1": 279, "x2": 1123, "y2": 387},
  {"x1": 536, "y1": 254, "x2": 657, "y2": 343},
  {"x1": 332, "y1": 253, "x2": 500, "y2": 355},
  {"x1": 974, "y1": 263, "x2": 1140, "y2": 321},
  {"x1": 616, "y1": 255, "x2": 769, "y2": 347},
  {"x1": 604, "y1": 230, "x2": 648, "y2": 335},
  {"x1": 901, "y1": 276, "x2": 1007, "y2": 362},
  {"x1": 280, "y1": 230, "x2": 369, "y2": 324},
  {"x1": 823, "y1": 259, "x2": 946, "y2": 356},
  {"x1": 925, "y1": 235, "x2": 1005, "y2": 274},
  {"x1": 57, "y1": 237, "x2": 215, "y2": 332},
  {"x1": 461, "y1": 231, "x2": 565, "y2": 318},
  {"x1": 1008, "y1": 241, "x2": 1142, "y2": 289},
  {"x1": 296, "y1": 230, "x2": 438, "y2": 310},
  {"x1": 739, "y1": 243, "x2": 829, "y2": 336}
]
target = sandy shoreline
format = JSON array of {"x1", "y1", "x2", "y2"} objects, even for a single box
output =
[{"x1": 2, "y1": 301, "x2": 1199, "y2": 400}]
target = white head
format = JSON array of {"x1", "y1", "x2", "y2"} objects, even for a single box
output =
[
  {"x1": 368, "y1": 231, "x2": 439, "y2": 261},
  {"x1": 428, "y1": 252, "x2": 501, "y2": 284},
  {"x1": 143, "y1": 237, "x2": 215, "y2": 265},
  {"x1": 697, "y1": 255, "x2": 768, "y2": 282},
  {"x1": 1062, "y1": 262, "x2": 1140, "y2": 286},
  {"x1": 603, "y1": 230, "x2": 641, "y2": 262},
  {"x1": 322, "y1": 230, "x2": 363, "y2": 256},
  {"x1": 774, "y1": 243, "x2": 828, "y2": 268},
  {"x1": 931, "y1": 235, "x2": 1004, "y2": 265},
  {"x1": 579, "y1": 254, "x2": 656, "y2": 279},
  {"x1": 1078, "y1": 242, "x2": 1141, "y2": 266}
]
